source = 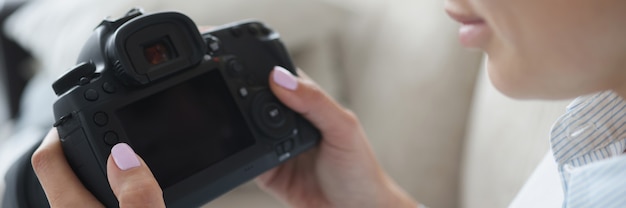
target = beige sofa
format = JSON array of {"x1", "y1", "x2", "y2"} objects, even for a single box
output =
[{"x1": 0, "y1": 0, "x2": 571, "y2": 207}]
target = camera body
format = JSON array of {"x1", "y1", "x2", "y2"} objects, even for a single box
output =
[{"x1": 51, "y1": 9, "x2": 319, "y2": 207}]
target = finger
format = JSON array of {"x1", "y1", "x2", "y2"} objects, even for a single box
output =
[
  {"x1": 269, "y1": 66, "x2": 363, "y2": 149},
  {"x1": 31, "y1": 128, "x2": 103, "y2": 207},
  {"x1": 197, "y1": 26, "x2": 214, "y2": 33},
  {"x1": 107, "y1": 143, "x2": 164, "y2": 208}
]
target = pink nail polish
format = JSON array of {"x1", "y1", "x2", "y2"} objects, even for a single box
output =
[
  {"x1": 272, "y1": 66, "x2": 298, "y2": 90},
  {"x1": 111, "y1": 143, "x2": 140, "y2": 171}
]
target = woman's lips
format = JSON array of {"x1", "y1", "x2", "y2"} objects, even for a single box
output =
[
  {"x1": 445, "y1": 9, "x2": 491, "y2": 48},
  {"x1": 458, "y1": 21, "x2": 489, "y2": 48}
]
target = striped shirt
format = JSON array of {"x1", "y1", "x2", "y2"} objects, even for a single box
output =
[{"x1": 550, "y1": 91, "x2": 626, "y2": 207}]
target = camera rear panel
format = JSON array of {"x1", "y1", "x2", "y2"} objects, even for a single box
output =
[{"x1": 51, "y1": 10, "x2": 320, "y2": 207}]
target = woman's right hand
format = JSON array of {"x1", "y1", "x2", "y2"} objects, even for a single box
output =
[{"x1": 256, "y1": 67, "x2": 417, "y2": 208}]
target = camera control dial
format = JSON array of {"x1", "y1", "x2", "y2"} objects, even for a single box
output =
[{"x1": 251, "y1": 91, "x2": 295, "y2": 139}]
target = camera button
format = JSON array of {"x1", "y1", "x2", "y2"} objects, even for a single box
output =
[
  {"x1": 230, "y1": 26, "x2": 243, "y2": 37},
  {"x1": 239, "y1": 87, "x2": 249, "y2": 98},
  {"x1": 102, "y1": 82, "x2": 116, "y2": 93},
  {"x1": 283, "y1": 139, "x2": 294, "y2": 152},
  {"x1": 84, "y1": 89, "x2": 99, "y2": 101},
  {"x1": 252, "y1": 92, "x2": 295, "y2": 138},
  {"x1": 260, "y1": 27, "x2": 271, "y2": 36},
  {"x1": 247, "y1": 24, "x2": 259, "y2": 36},
  {"x1": 204, "y1": 35, "x2": 220, "y2": 54},
  {"x1": 94, "y1": 112, "x2": 109, "y2": 126},
  {"x1": 275, "y1": 145, "x2": 285, "y2": 155},
  {"x1": 263, "y1": 104, "x2": 286, "y2": 127},
  {"x1": 278, "y1": 153, "x2": 291, "y2": 162},
  {"x1": 79, "y1": 77, "x2": 90, "y2": 86},
  {"x1": 227, "y1": 59, "x2": 244, "y2": 76},
  {"x1": 104, "y1": 131, "x2": 119, "y2": 145}
]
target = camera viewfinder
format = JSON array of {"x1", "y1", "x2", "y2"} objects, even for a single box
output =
[{"x1": 144, "y1": 38, "x2": 176, "y2": 65}]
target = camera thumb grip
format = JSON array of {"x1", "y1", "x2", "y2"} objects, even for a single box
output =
[
  {"x1": 269, "y1": 67, "x2": 362, "y2": 146},
  {"x1": 106, "y1": 144, "x2": 165, "y2": 208}
]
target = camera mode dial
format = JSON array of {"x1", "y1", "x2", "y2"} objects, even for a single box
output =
[{"x1": 52, "y1": 62, "x2": 96, "y2": 95}]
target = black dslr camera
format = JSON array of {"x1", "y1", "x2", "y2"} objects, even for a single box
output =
[{"x1": 29, "y1": 9, "x2": 319, "y2": 207}]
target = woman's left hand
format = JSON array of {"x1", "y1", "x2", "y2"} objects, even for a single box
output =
[{"x1": 31, "y1": 128, "x2": 165, "y2": 207}]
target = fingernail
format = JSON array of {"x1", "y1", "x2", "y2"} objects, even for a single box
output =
[
  {"x1": 111, "y1": 143, "x2": 140, "y2": 171},
  {"x1": 272, "y1": 66, "x2": 298, "y2": 90}
]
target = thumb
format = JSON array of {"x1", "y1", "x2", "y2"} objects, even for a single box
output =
[
  {"x1": 269, "y1": 66, "x2": 362, "y2": 148},
  {"x1": 107, "y1": 143, "x2": 165, "y2": 208}
]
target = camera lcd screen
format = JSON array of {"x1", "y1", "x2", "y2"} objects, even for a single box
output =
[{"x1": 116, "y1": 69, "x2": 255, "y2": 188}]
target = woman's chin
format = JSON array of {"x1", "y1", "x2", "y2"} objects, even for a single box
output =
[{"x1": 485, "y1": 64, "x2": 544, "y2": 100}]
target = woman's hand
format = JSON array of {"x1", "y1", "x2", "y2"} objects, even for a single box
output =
[
  {"x1": 31, "y1": 128, "x2": 165, "y2": 208},
  {"x1": 29, "y1": 66, "x2": 418, "y2": 208},
  {"x1": 256, "y1": 66, "x2": 417, "y2": 208}
]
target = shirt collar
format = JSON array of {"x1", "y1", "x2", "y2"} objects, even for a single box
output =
[{"x1": 550, "y1": 91, "x2": 626, "y2": 190}]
